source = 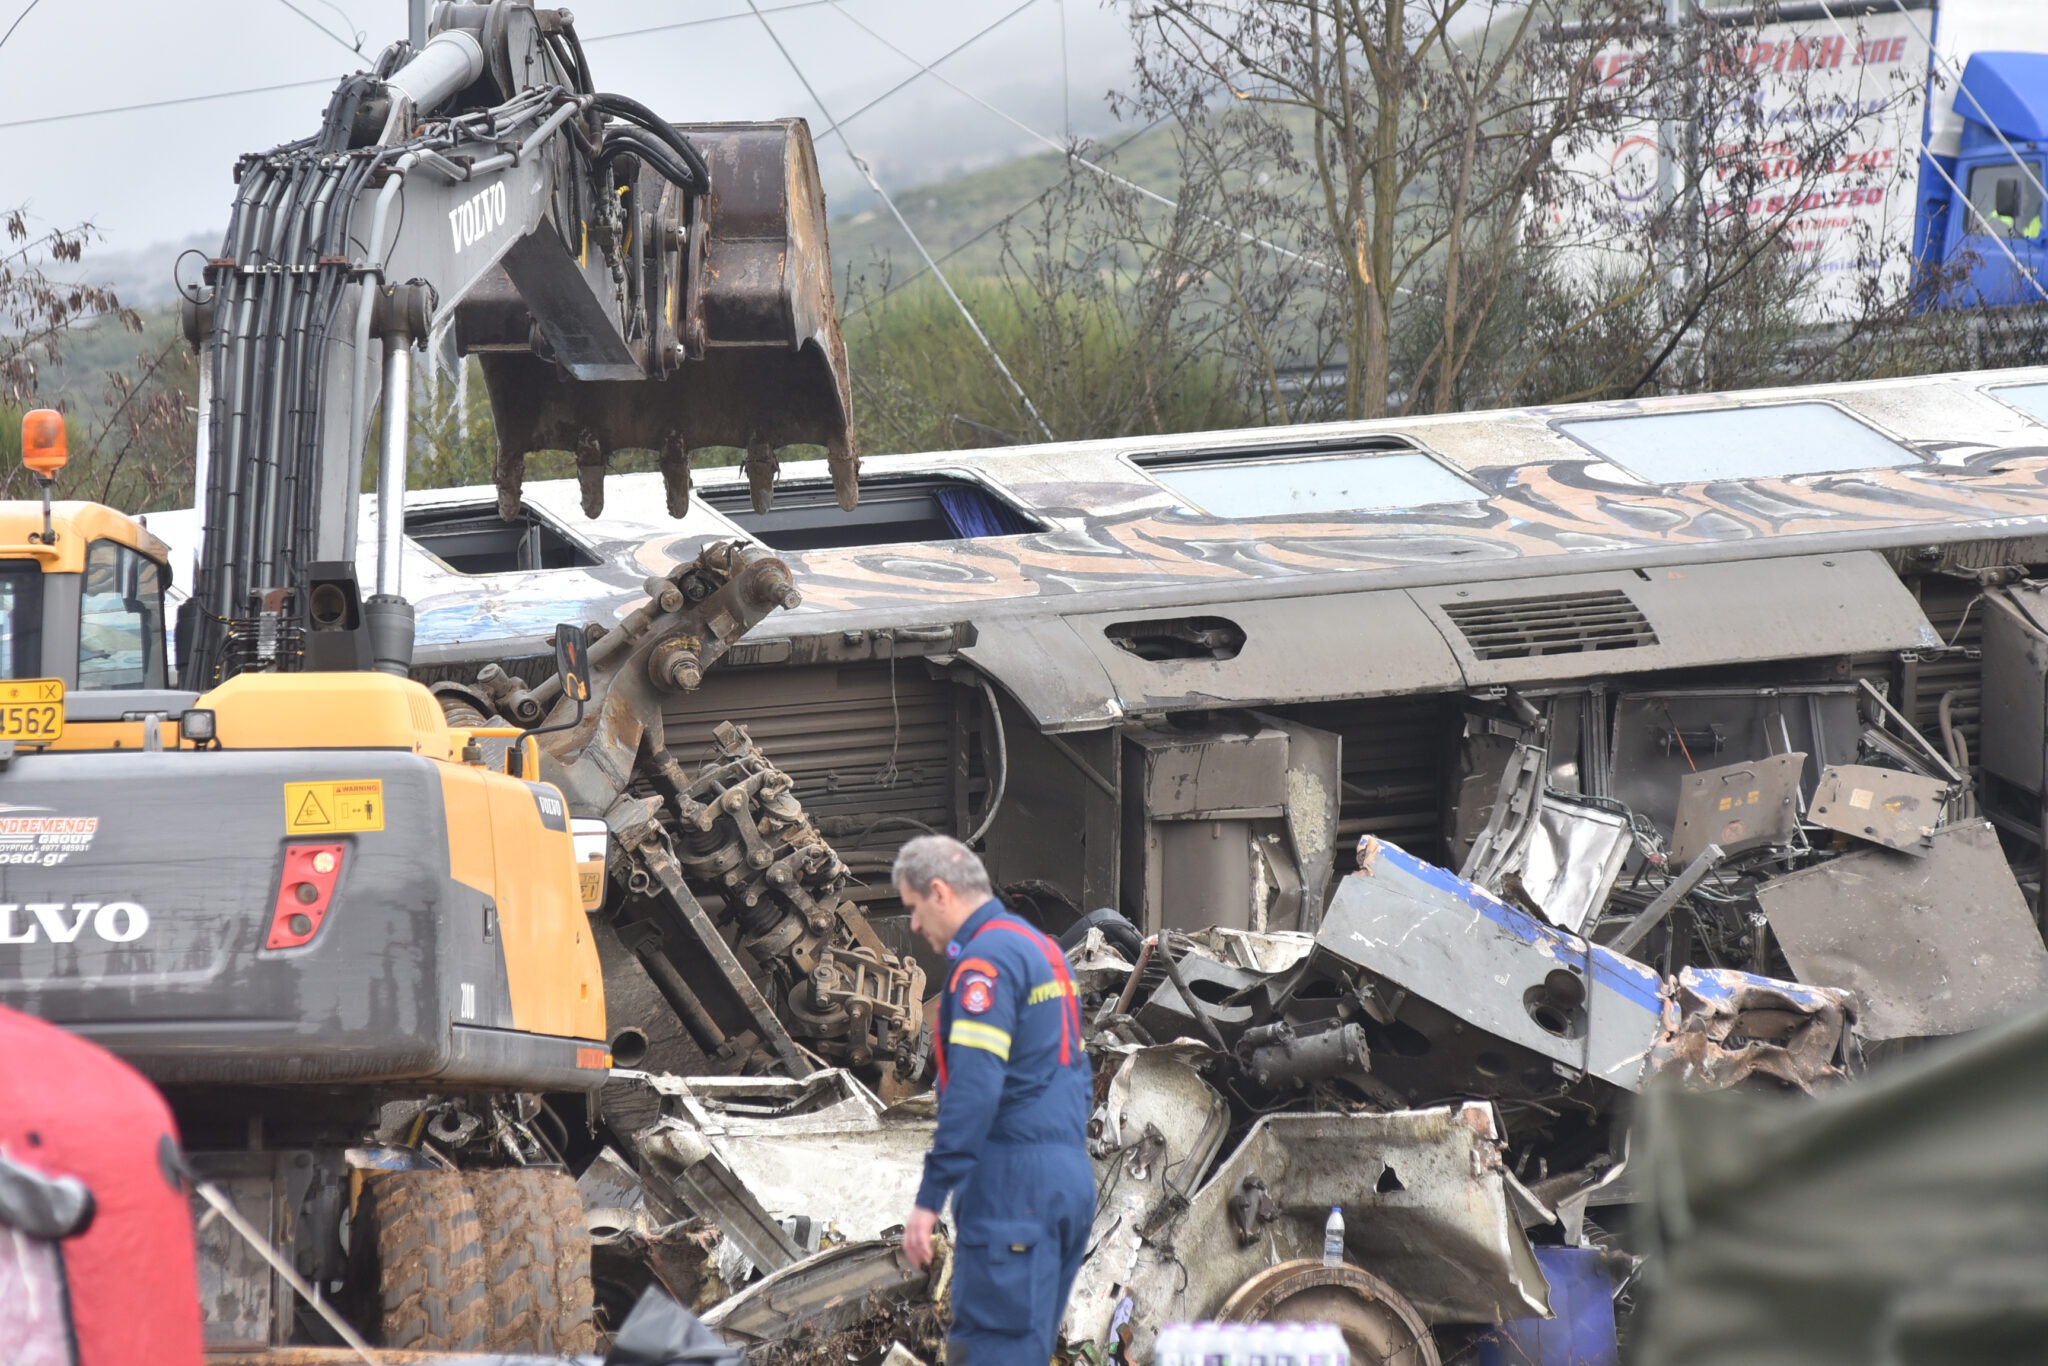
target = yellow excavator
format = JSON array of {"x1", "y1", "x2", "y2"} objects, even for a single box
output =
[
  {"x1": 1, "y1": 407, "x2": 616, "y2": 1349},
  {"x1": 0, "y1": 0, "x2": 920, "y2": 1352}
]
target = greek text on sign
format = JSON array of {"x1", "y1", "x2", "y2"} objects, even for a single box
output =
[{"x1": 285, "y1": 781, "x2": 385, "y2": 834}]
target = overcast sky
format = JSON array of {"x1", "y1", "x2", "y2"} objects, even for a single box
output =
[
  {"x1": 3, "y1": 0, "x2": 2046, "y2": 280},
  {"x1": 0, "y1": 0, "x2": 1135, "y2": 261}
]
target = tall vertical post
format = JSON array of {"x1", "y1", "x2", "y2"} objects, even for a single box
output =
[
  {"x1": 1656, "y1": 0, "x2": 1683, "y2": 325},
  {"x1": 409, "y1": 0, "x2": 427, "y2": 52}
]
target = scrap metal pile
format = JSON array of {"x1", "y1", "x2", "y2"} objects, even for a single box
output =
[{"x1": 558, "y1": 674, "x2": 2048, "y2": 1364}]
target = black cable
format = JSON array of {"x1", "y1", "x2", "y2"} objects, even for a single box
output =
[
  {"x1": 590, "y1": 93, "x2": 711, "y2": 187},
  {"x1": 597, "y1": 127, "x2": 702, "y2": 194}
]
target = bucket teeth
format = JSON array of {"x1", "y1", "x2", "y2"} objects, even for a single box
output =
[
  {"x1": 576, "y1": 430, "x2": 606, "y2": 518},
  {"x1": 493, "y1": 439, "x2": 526, "y2": 522},
  {"x1": 829, "y1": 432, "x2": 859, "y2": 512},
  {"x1": 660, "y1": 430, "x2": 693, "y2": 517},
  {"x1": 745, "y1": 437, "x2": 779, "y2": 515}
]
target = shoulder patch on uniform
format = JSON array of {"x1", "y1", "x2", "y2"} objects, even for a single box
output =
[
  {"x1": 960, "y1": 976, "x2": 995, "y2": 1016},
  {"x1": 950, "y1": 956, "x2": 998, "y2": 992}
]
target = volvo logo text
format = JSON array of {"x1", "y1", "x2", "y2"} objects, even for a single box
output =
[
  {"x1": 0, "y1": 901, "x2": 150, "y2": 945},
  {"x1": 448, "y1": 183, "x2": 509, "y2": 253}
]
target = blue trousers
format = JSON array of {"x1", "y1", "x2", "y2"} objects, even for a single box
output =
[{"x1": 948, "y1": 1140, "x2": 1096, "y2": 1366}]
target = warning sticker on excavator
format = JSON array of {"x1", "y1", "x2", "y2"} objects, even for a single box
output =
[{"x1": 285, "y1": 781, "x2": 385, "y2": 834}]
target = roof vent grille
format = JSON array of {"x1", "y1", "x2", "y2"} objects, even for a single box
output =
[{"x1": 1443, "y1": 590, "x2": 1657, "y2": 660}]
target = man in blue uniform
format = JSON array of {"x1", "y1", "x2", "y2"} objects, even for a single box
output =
[{"x1": 894, "y1": 835, "x2": 1096, "y2": 1366}]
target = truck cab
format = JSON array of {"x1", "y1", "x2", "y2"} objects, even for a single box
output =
[{"x1": 1920, "y1": 51, "x2": 2048, "y2": 308}]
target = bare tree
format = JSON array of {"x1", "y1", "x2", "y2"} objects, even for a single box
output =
[
  {"x1": 0, "y1": 209, "x2": 200, "y2": 512},
  {"x1": 1106, "y1": 0, "x2": 1941, "y2": 419},
  {"x1": 0, "y1": 210, "x2": 135, "y2": 406}
]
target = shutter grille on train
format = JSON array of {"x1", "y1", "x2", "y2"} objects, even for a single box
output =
[
  {"x1": 659, "y1": 664, "x2": 958, "y2": 859},
  {"x1": 1442, "y1": 590, "x2": 1658, "y2": 659}
]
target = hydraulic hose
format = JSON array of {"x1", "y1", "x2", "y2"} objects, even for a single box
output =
[
  {"x1": 595, "y1": 127, "x2": 702, "y2": 194},
  {"x1": 589, "y1": 92, "x2": 710, "y2": 187}
]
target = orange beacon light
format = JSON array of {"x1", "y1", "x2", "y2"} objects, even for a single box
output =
[{"x1": 21, "y1": 409, "x2": 67, "y2": 477}]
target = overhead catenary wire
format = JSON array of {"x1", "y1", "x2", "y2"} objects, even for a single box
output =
[
  {"x1": 745, "y1": 0, "x2": 1057, "y2": 441},
  {"x1": 0, "y1": 0, "x2": 851, "y2": 132},
  {"x1": 841, "y1": 112, "x2": 1171, "y2": 320},
  {"x1": 825, "y1": 0, "x2": 1335, "y2": 278},
  {"x1": 813, "y1": 0, "x2": 1045, "y2": 144},
  {"x1": 0, "y1": 0, "x2": 41, "y2": 54},
  {"x1": 271, "y1": 0, "x2": 363, "y2": 54}
]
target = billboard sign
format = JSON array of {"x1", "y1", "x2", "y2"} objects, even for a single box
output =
[{"x1": 1542, "y1": 8, "x2": 1930, "y2": 322}]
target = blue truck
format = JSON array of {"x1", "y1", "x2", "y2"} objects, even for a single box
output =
[{"x1": 1917, "y1": 50, "x2": 2048, "y2": 306}]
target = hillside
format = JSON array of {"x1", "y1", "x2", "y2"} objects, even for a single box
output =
[{"x1": 827, "y1": 118, "x2": 1191, "y2": 302}]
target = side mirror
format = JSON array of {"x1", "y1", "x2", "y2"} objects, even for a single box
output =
[
  {"x1": 526, "y1": 624, "x2": 593, "y2": 738},
  {"x1": 555, "y1": 623, "x2": 590, "y2": 704},
  {"x1": 1997, "y1": 176, "x2": 2022, "y2": 223}
]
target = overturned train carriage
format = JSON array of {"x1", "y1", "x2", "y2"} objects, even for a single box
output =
[{"x1": 150, "y1": 366, "x2": 2048, "y2": 1070}]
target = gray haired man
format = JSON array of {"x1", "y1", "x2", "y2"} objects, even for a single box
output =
[{"x1": 894, "y1": 835, "x2": 1094, "y2": 1366}]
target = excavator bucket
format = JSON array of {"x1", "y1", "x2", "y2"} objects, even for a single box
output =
[{"x1": 462, "y1": 117, "x2": 857, "y2": 520}]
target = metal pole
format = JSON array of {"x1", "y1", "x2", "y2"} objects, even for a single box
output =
[
  {"x1": 191, "y1": 359, "x2": 212, "y2": 531},
  {"x1": 1656, "y1": 0, "x2": 1683, "y2": 328},
  {"x1": 376, "y1": 340, "x2": 411, "y2": 598},
  {"x1": 409, "y1": 0, "x2": 427, "y2": 51}
]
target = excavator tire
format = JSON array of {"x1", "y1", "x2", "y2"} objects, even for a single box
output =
[
  {"x1": 351, "y1": 1169, "x2": 490, "y2": 1349},
  {"x1": 466, "y1": 1167, "x2": 599, "y2": 1352}
]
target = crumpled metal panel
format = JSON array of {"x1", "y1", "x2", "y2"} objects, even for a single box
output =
[
  {"x1": 1806, "y1": 764, "x2": 1950, "y2": 854},
  {"x1": 1064, "y1": 1103, "x2": 1551, "y2": 1358},
  {"x1": 1511, "y1": 793, "x2": 1634, "y2": 935},
  {"x1": 1183, "y1": 927, "x2": 1317, "y2": 973},
  {"x1": 1066, "y1": 1044, "x2": 1233, "y2": 1348},
  {"x1": 1650, "y1": 967, "x2": 1860, "y2": 1094},
  {"x1": 703, "y1": 1239, "x2": 929, "y2": 1346},
  {"x1": 1315, "y1": 836, "x2": 1663, "y2": 1095},
  {"x1": 638, "y1": 1072, "x2": 934, "y2": 1244},
  {"x1": 1756, "y1": 820, "x2": 2048, "y2": 1040},
  {"x1": 1669, "y1": 753, "x2": 1806, "y2": 865}
]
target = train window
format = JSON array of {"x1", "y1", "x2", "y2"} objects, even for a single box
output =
[
  {"x1": 1989, "y1": 382, "x2": 2048, "y2": 424},
  {"x1": 405, "y1": 502, "x2": 603, "y2": 574},
  {"x1": 1556, "y1": 403, "x2": 1920, "y2": 484},
  {"x1": 1134, "y1": 441, "x2": 1483, "y2": 516},
  {"x1": 701, "y1": 475, "x2": 1042, "y2": 551}
]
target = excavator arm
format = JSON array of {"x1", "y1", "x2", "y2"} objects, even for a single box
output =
[
  {"x1": 184, "y1": 1, "x2": 855, "y2": 687},
  {"x1": 179, "y1": 0, "x2": 919, "y2": 1085}
]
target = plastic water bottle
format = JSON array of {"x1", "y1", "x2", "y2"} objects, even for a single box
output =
[{"x1": 1322, "y1": 1205, "x2": 1345, "y2": 1267}]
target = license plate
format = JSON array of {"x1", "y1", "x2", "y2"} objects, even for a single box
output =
[{"x1": 0, "y1": 679, "x2": 64, "y2": 742}]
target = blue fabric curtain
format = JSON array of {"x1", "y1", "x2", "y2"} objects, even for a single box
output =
[{"x1": 932, "y1": 485, "x2": 1036, "y2": 539}]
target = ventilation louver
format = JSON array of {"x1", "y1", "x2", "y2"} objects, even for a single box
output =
[{"x1": 1442, "y1": 590, "x2": 1657, "y2": 660}]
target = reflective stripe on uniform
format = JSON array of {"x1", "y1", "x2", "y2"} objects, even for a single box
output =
[
  {"x1": 949, "y1": 1019, "x2": 1013, "y2": 1059},
  {"x1": 980, "y1": 919, "x2": 1082, "y2": 1064},
  {"x1": 1027, "y1": 979, "x2": 1074, "y2": 1006}
]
